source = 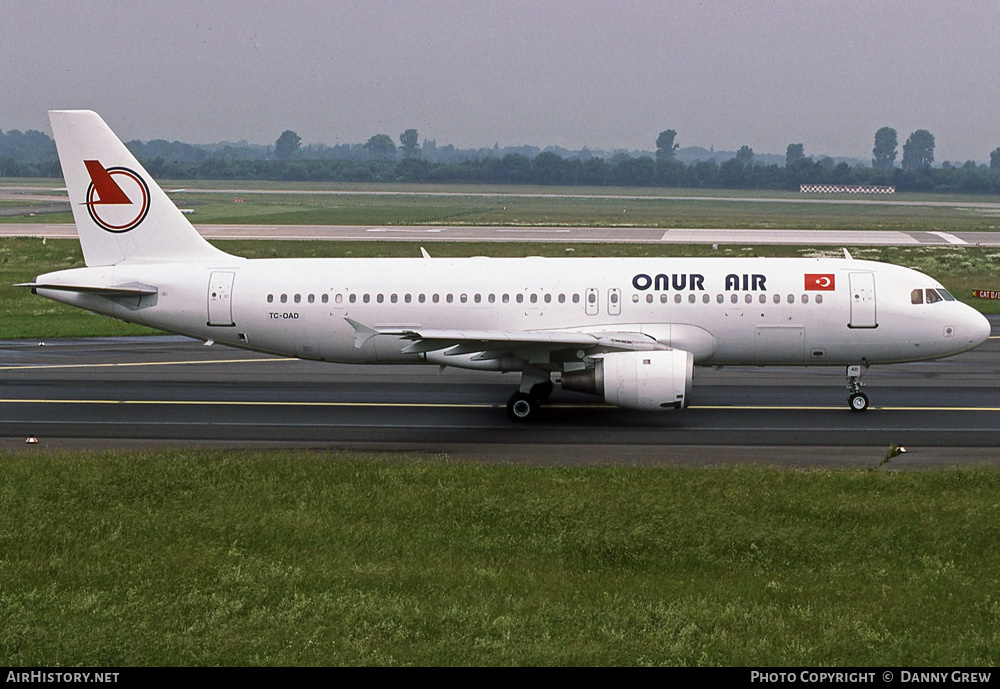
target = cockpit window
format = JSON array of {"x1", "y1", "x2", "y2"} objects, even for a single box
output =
[
  {"x1": 938, "y1": 288, "x2": 956, "y2": 301},
  {"x1": 911, "y1": 289, "x2": 923, "y2": 304},
  {"x1": 925, "y1": 289, "x2": 943, "y2": 304}
]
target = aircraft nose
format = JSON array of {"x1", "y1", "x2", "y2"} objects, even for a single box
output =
[{"x1": 965, "y1": 308, "x2": 992, "y2": 347}]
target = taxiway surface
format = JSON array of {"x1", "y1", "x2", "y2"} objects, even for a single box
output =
[{"x1": 1, "y1": 326, "x2": 999, "y2": 466}]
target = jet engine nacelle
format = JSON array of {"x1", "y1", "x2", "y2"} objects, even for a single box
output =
[{"x1": 561, "y1": 349, "x2": 694, "y2": 411}]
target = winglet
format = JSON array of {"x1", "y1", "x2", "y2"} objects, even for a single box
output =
[{"x1": 345, "y1": 318, "x2": 380, "y2": 348}]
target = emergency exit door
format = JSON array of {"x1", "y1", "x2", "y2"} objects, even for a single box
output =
[
  {"x1": 208, "y1": 271, "x2": 235, "y2": 326},
  {"x1": 849, "y1": 272, "x2": 877, "y2": 328}
]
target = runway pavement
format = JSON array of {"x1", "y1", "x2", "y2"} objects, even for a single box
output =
[
  {"x1": 3, "y1": 222, "x2": 1000, "y2": 246},
  {"x1": 1, "y1": 325, "x2": 999, "y2": 466}
]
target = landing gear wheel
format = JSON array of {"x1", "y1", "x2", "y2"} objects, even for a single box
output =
[
  {"x1": 507, "y1": 392, "x2": 541, "y2": 422},
  {"x1": 849, "y1": 392, "x2": 869, "y2": 412},
  {"x1": 529, "y1": 380, "x2": 554, "y2": 402}
]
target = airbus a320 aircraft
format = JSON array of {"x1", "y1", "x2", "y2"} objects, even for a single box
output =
[{"x1": 24, "y1": 111, "x2": 991, "y2": 421}]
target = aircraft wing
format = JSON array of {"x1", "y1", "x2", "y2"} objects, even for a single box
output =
[{"x1": 345, "y1": 318, "x2": 663, "y2": 360}]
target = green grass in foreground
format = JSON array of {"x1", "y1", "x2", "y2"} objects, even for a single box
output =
[
  {"x1": 2, "y1": 238, "x2": 999, "y2": 339},
  {"x1": 1, "y1": 450, "x2": 998, "y2": 666}
]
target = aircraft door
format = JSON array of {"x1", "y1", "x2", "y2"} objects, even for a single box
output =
[
  {"x1": 208, "y1": 271, "x2": 235, "y2": 326},
  {"x1": 585, "y1": 288, "x2": 599, "y2": 316},
  {"x1": 849, "y1": 272, "x2": 877, "y2": 328},
  {"x1": 608, "y1": 288, "x2": 621, "y2": 316}
]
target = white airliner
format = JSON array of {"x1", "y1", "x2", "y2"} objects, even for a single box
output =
[{"x1": 24, "y1": 110, "x2": 991, "y2": 421}]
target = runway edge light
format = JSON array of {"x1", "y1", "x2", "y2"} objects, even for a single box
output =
[{"x1": 25, "y1": 436, "x2": 38, "y2": 444}]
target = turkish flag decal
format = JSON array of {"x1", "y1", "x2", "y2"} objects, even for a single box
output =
[{"x1": 805, "y1": 274, "x2": 836, "y2": 290}]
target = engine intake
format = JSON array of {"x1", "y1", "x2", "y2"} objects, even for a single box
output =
[{"x1": 562, "y1": 349, "x2": 694, "y2": 411}]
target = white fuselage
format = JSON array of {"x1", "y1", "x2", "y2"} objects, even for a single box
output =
[{"x1": 35, "y1": 255, "x2": 990, "y2": 370}]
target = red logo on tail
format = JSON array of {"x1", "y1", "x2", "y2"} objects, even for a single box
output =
[{"x1": 83, "y1": 161, "x2": 150, "y2": 233}]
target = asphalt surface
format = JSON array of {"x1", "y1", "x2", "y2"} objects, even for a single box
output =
[{"x1": 2, "y1": 322, "x2": 999, "y2": 467}]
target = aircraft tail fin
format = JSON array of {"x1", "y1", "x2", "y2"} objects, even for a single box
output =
[{"x1": 48, "y1": 110, "x2": 233, "y2": 267}]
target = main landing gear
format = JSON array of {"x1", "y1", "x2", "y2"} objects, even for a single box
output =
[
  {"x1": 846, "y1": 364, "x2": 869, "y2": 412},
  {"x1": 506, "y1": 377, "x2": 553, "y2": 422}
]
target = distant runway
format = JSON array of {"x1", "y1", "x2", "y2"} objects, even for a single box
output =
[
  {"x1": 7, "y1": 184, "x2": 1000, "y2": 209},
  {"x1": 2, "y1": 325, "x2": 1000, "y2": 466},
  {"x1": 2, "y1": 222, "x2": 1000, "y2": 246}
]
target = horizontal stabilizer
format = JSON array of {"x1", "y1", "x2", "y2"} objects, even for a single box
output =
[{"x1": 18, "y1": 282, "x2": 158, "y2": 298}]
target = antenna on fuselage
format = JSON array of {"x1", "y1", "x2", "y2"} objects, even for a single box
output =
[
  {"x1": 420, "y1": 246, "x2": 432, "y2": 259},
  {"x1": 843, "y1": 248, "x2": 853, "y2": 260}
]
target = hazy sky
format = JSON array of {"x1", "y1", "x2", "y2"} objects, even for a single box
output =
[{"x1": 3, "y1": 0, "x2": 999, "y2": 162}]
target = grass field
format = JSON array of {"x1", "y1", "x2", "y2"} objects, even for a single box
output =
[
  {"x1": 1, "y1": 450, "x2": 998, "y2": 666},
  {"x1": 5, "y1": 182, "x2": 1000, "y2": 231}
]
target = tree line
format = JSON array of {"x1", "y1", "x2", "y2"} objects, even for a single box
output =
[
  {"x1": 3, "y1": 124, "x2": 1000, "y2": 194},
  {"x1": 130, "y1": 152, "x2": 1000, "y2": 193}
]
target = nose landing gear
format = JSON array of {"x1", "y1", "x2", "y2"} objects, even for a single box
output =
[{"x1": 847, "y1": 364, "x2": 869, "y2": 412}]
